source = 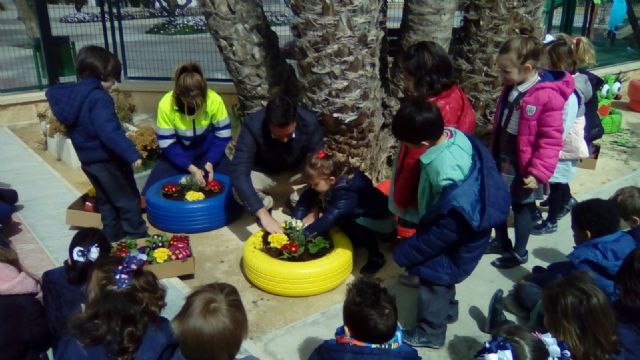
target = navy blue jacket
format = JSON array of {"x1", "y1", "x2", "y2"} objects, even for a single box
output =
[
  {"x1": 293, "y1": 170, "x2": 391, "y2": 237},
  {"x1": 393, "y1": 135, "x2": 511, "y2": 286},
  {"x1": 308, "y1": 340, "x2": 421, "y2": 360},
  {"x1": 577, "y1": 68, "x2": 605, "y2": 143},
  {"x1": 628, "y1": 227, "x2": 640, "y2": 243},
  {"x1": 42, "y1": 266, "x2": 86, "y2": 343},
  {"x1": 231, "y1": 107, "x2": 324, "y2": 214},
  {"x1": 55, "y1": 316, "x2": 174, "y2": 359},
  {"x1": 46, "y1": 77, "x2": 140, "y2": 165},
  {"x1": 615, "y1": 302, "x2": 640, "y2": 360},
  {"x1": 0, "y1": 293, "x2": 52, "y2": 360}
]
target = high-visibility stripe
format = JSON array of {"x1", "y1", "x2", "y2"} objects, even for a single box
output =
[
  {"x1": 176, "y1": 126, "x2": 209, "y2": 138},
  {"x1": 155, "y1": 127, "x2": 175, "y2": 136},
  {"x1": 158, "y1": 139, "x2": 175, "y2": 148},
  {"x1": 216, "y1": 129, "x2": 232, "y2": 138}
]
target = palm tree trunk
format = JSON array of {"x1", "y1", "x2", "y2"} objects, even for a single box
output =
[
  {"x1": 452, "y1": 0, "x2": 545, "y2": 128},
  {"x1": 15, "y1": 0, "x2": 38, "y2": 39},
  {"x1": 290, "y1": 0, "x2": 391, "y2": 181},
  {"x1": 200, "y1": 0, "x2": 298, "y2": 114}
]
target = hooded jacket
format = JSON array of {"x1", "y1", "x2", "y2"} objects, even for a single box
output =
[
  {"x1": 45, "y1": 77, "x2": 140, "y2": 165},
  {"x1": 308, "y1": 340, "x2": 421, "y2": 360},
  {"x1": 42, "y1": 266, "x2": 86, "y2": 343},
  {"x1": 431, "y1": 84, "x2": 476, "y2": 134},
  {"x1": 492, "y1": 71, "x2": 575, "y2": 183},
  {"x1": 292, "y1": 170, "x2": 391, "y2": 237},
  {"x1": 393, "y1": 135, "x2": 510, "y2": 285}
]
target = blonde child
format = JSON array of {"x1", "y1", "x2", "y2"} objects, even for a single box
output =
[
  {"x1": 574, "y1": 36, "x2": 605, "y2": 146},
  {"x1": 292, "y1": 149, "x2": 393, "y2": 274},
  {"x1": 609, "y1": 186, "x2": 640, "y2": 241},
  {"x1": 46, "y1": 46, "x2": 148, "y2": 242},
  {"x1": 475, "y1": 323, "x2": 571, "y2": 360},
  {"x1": 487, "y1": 26, "x2": 574, "y2": 268}
]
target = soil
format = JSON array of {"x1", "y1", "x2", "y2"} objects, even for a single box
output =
[{"x1": 261, "y1": 231, "x2": 334, "y2": 262}]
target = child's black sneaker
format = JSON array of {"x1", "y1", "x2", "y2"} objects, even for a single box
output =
[
  {"x1": 402, "y1": 328, "x2": 444, "y2": 349},
  {"x1": 533, "y1": 207, "x2": 543, "y2": 223},
  {"x1": 485, "y1": 289, "x2": 514, "y2": 333},
  {"x1": 531, "y1": 220, "x2": 558, "y2": 235},
  {"x1": 360, "y1": 254, "x2": 386, "y2": 275},
  {"x1": 485, "y1": 237, "x2": 511, "y2": 255},
  {"x1": 556, "y1": 197, "x2": 577, "y2": 220},
  {"x1": 491, "y1": 250, "x2": 528, "y2": 269}
]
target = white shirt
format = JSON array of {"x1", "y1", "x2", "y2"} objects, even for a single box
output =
[{"x1": 502, "y1": 76, "x2": 540, "y2": 135}]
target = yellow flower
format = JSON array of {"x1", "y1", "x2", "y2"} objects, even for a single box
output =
[
  {"x1": 185, "y1": 191, "x2": 205, "y2": 202},
  {"x1": 86, "y1": 187, "x2": 96, "y2": 198},
  {"x1": 153, "y1": 248, "x2": 171, "y2": 263},
  {"x1": 268, "y1": 233, "x2": 289, "y2": 249}
]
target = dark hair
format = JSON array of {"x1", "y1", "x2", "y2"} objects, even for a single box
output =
[
  {"x1": 76, "y1": 45, "x2": 122, "y2": 82},
  {"x1": 493, "y1": 324, "x2": 549, "y2": 360},
  {"x1": 69, "y1": 257, "x2": 166, "y2": 360},
  {"x1": 392, "y1": 97, "x2": 444, "y2": 144},
  {"x1": 609, "y1": 186, "x2": 640, "y2": 223},
  {"x1": 304, "y1": 148, "x2": 349, "y2": 181},
  {"x1": 498, "y1": 23, "x2": 543, "y2": 68},
  {"x1": 265, "y1": 95, "x2": 297, "y2": 128},
  {"x1": 64, "y1": 228, "x2": 111, "y2": 286},
  {"x1": 544, "y1": 37, "x2": 577, "y2": 72},
  {"x1": 400, "y1": 41, "x2": 455, "y2": 98},
  {"x1": 343, "y1": 276, "x2": 397, "y2": 344},
  {"x1": 173, "y1": 62, "x2": 207, "y2": 115},
  {"x1": 172, "y1": 283, "x2": 248, "y2": 360},
  {"x1": 571, "y1": 198, "x2": 621, "y2": 239},
  {"x1": 615, "y1": 246, "x2": 640, "y2": 306},
  {"x1": 543, "y1": 271, "x2": 618, "y2": 360}
]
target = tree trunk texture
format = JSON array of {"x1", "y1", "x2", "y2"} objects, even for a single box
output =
[
  {"x1": 15, "y1": 0, "x2": 38, "y2": 39},
  {"x1": 290, "y1": 0, "x2": 392, "y2": 181},
  {"x1": 451, "y1": 0, "x2": 545, "y2": 129},
  {"x1": 200, "y1": 0, "x2": 298, "y2": 114},
  {"x1": 399, "y1": 0, "x2": 458, "y2": 51}
]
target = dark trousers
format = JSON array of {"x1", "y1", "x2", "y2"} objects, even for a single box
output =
[
  {"x1": 341, "y1": 222, "x2": 384, "y2": 260},
  {"x1": 82, "y1": 161, "x2": 148, "y2": 242},
  {"x1": 547, "y1": 182, "x2": 571, "y2": 223},
  {"x1": 416, "y1": 283, "x2": 457, "y2": 342},
  {"x1": 495, "y1": 202, "x2": 537, "y2": 256}
]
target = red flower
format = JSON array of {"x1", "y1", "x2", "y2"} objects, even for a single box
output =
[
  {"x1": 206, "y1": 179, "x2": 223, "y2": 192},
  {"x1": 288, "y1": 242, "x2": 300, "y2": 253},
  {"x1": 162, "y1": 183, "x2": 179, "y2": 195}
]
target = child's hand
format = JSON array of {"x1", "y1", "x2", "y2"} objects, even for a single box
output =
[
  {"x1": 204, "y1": 162, "x2": 214, "y2": 181},
  {"x1": 188, "y1": 165, "x2": 206, "y2": 186},
  {"x1": 522, "y1": 175, "x2": 538, "y2": 189},
  {"x1": 302, "y1": 209, "x2": 319, "y2": 225},
  {"x1": 132, "y1": 159, "x2": 142, "y2": 168},
  {"x1": 257, "y1": 208, "x2": 283, "y2": 234}
]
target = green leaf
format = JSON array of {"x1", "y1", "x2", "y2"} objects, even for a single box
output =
[{"x1": 308, "y1": 237, "x2": 330, "y2": 254}]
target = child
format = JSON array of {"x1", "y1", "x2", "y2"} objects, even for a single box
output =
[
  {"x1": 543, "y1": 272, "x2": 619, "y2": 360},
  {"x1": 0, "y1": 234, "x2": 52, "y2": 359},
  {"x1": 609, "y1": 186, "x2": 640, "y2": 241},
  {"x1": 308, "y1": 276, "x2": 420, "y2": 359},
  {"x1": 487, "y1": 26, "x2": 574, "y2": 268},
  {"x1": 169, "y1": 282, "x2": 257, "y2": 360},
  {"x1": 613, "y1": 245, "x2": 640, "y2": 359},
  {"x1": 475, "y1": 323, "x2": 572, "y2": 360},
  {"x1": 392, "y1": 41, "x2": 476, "y2": 242},
  {"x1": 573, "y1": 36, "x2": 605, "y2": 146},
  {"x1": 42, "y1": 228, "x2": 111, "y2": 343},
  {"x1": 292, "y1": 149, "x2": 393, "y2": 274},
  {"x1": 391, "y1": 99, "x2": 510, "y2": 348},
  {"x1": 46, "y1": 45, "x2": 148, "y2": 242},
  {"x1": 56, "y1": 256, "x2": 174, "y2": 359},
  {"x1": 532, "y1": 35, "x2": 585, "y2": 235},
  {"x1": 491, "y1": 199, "x2": 637, "y2": 322}
]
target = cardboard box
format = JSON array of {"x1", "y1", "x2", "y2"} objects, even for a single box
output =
[
  {"x1": 66, "y1": 194, "x2": 102, "y2": 228},
  {"x1": 134, "y1": 238, "x2": 195, "y2": 279},
  {"x1": 577, "y1": 144, "x2": 600, "y2": 170}
]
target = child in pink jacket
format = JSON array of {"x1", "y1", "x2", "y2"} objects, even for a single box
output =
[{"x1": 487, "y1": 27, "x2": 575, "y2": 269}]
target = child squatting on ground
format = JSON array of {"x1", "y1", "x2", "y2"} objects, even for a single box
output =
[
  {"x1": 308, "y1": 276, "x2": 420, "y2": 360},
  {"x1": 390, "y1": 98, "x2": 510, "y2": 348},
  {"x1": 487, "y1": 25, "x2": 574, "y2": 269},
  {"x1": 610, "y1": 185, "x2": 640, "y2": 242},
  {"x1": 292, "y1": 149, "x2": 394, "y2": 274},
  {"x1": 45, "y1": 45, "x2": 148, "y2": 243}
]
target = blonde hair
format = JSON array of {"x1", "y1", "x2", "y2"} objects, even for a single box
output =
[
  {"x1": 304, "y1": 149, "x2": 349, "y2": 182},
  {"x1": 574, "y1": 36, "x2": 596, "y2": 68},
  {"x1": 609, "y1": 186, "x2": 640, "y2": 223},
  {"x1": 173, "y1": 63, "x2": 207, "y2": 113},
  {"x1": 498, "y1": 23, "x2": 544, "y2": 67}
]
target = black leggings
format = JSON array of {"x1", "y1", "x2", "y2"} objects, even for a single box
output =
[
  {"x1": 495, "y1": 202, "x2": 537, "y2": 256},
  {"x1": 547, "y1": 183, "x2": 571, "y2": 223}
]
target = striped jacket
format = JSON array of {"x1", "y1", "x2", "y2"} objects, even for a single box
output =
[{"x1": 156, "y1": 89, "x2": 231, "y2": 170}]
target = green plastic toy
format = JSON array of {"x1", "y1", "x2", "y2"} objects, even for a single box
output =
[{"x1": 597, "y1": 73, "x2": 623, "y2": 134}]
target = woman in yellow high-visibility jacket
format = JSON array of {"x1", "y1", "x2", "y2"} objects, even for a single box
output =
[{"x1": 142, "y1": 63, "x2": 231, "y2": 194}]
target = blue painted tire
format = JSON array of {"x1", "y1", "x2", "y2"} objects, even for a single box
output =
[{"x1": 146, "y1": 174, "x2": 230, "y2": 233}]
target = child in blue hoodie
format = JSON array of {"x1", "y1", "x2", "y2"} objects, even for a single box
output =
[
  {"x1": 614, "y1": 245, "x2": 640, "y2": 359},
  {"x1": 42, "y1": 228, "x2": 111, "y2": 346},
  {"x1": 308, "y1": 276, "x2": 421, "y2": 360},
  {"x1": 45, "y1": 46, "x2": 147, "y2": 242}
]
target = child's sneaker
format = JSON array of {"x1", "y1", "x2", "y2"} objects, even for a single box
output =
[
  {"x1": 485, "y1": 237, "x2": 512, "y2": 255},
  {"x1": 531, "y1": 220, "x2": 558, "y2": 235},
  {"x1": 491, "y1": 250, "x2": 528, "y2": 269},
  {"x1": 556, "y1": 197, "x2": 577, "y2": 220},
  {"x1": 360, "y1": 254, "x2": 386, "y2": 275}
]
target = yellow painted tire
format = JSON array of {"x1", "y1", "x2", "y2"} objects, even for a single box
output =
[{"x1": 242, "y1": 228, "x2": 353, "y2": 297}]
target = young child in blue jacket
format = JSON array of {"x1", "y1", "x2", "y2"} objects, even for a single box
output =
[
  {"x1": 46, "y1": 45, "x2": 147, "y2": 242},
  {"x1": 610, "y1": 186, "x2": 640, "y2": 242},
  {"x1": 390, "y1": 98, "x2": 511, "y2": 348},
  {"x1": 292, "y1": 149, "x2": 394, "y2": 274},
  {"x1": 614, "y1": 245, "x2": 640, "y2": 360},
  {"x1": 308, "y1": 276, "x2": 421, "y2": 360},
  {"x1": 55, "y1": 256, "x2": 174, "y2": 359},
  {"x1": 42, "y1": 228, "x2": 111, "y2": 346}
]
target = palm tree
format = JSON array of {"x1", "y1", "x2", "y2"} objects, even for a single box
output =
[{"x1": 200, "y1": 0, "x2": 298, "y2": 114}]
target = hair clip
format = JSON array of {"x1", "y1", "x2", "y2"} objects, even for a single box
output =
[
  {"x1": 72, "y1": 244, "x2": 100, "y2": 263},
  {"x1": 474, "y1": 337, "x2": 514, "y2": 360},
  {"x1": 317, "y1": 150, "x2": 326, "y2": 159},
  {"x1": 113, "y1": 255, "x2": 145, "y2": 289}
]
